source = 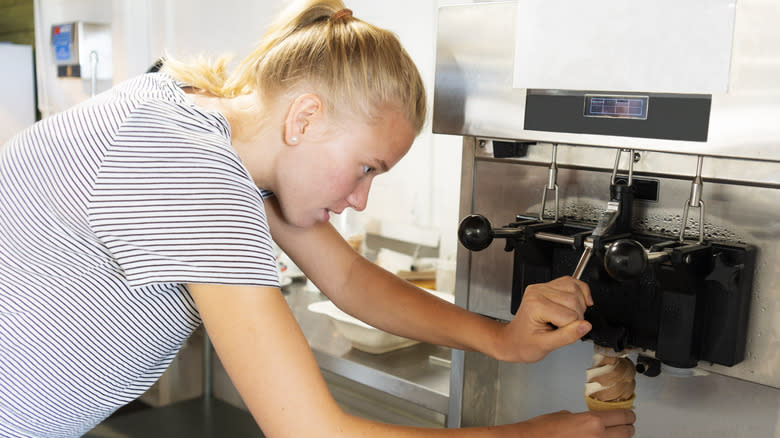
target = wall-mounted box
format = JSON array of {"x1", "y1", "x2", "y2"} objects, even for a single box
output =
[{"x1": 51, "y1": 21, "x2": 111, "y2": 79}]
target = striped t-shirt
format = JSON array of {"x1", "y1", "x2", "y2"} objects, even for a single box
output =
[{"x1": 0, "y1": 73, "x2": 279, "y2": 437}]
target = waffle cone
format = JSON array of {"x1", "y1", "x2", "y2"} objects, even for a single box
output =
[{"x1": 585, "y1": 393, "x2": 635, "y2": 411}]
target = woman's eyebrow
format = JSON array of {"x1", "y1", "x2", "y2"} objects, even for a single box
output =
[{"x1": 374, "y1": 159, "x2": 389, "y2": 172}]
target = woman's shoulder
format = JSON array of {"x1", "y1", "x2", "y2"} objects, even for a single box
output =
[
  {"x1": 113, "y1": 73, "x2": 232, "y2": 140},
  {"x1": 110, "y1": 73, "x2": 188, "y2": 108}
]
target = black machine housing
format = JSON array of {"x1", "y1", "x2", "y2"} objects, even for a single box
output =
[{"x1": 461, "y1": 183, "x2": 756, "y2": 369}]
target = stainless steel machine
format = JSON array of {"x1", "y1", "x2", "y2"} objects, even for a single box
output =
[{"x1": 434, "y1": 2, "x2": 780, "y2": 436}]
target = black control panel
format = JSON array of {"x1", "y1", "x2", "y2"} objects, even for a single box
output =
[{"x1": 524, "y1": 89, "x2": 712, "y2": 142}]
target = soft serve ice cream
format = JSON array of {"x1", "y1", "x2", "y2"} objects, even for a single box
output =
[{"x1": 584, "y1": 352, "x2": 636, "y2": 410}]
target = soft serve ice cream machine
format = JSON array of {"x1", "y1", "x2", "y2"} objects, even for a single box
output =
[
  {"x1": 458, "y1": 145, "x2": 755, "y2": 370},
  {"x1": 434, "y1": 1, "x2": 780, "y2": 436}
]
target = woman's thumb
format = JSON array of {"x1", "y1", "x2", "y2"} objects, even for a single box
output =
[{"x1": 544, "y1": 320, "x2": 592, "y2": 350}]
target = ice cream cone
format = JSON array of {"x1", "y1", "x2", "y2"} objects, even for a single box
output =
[
  {"x1": 585, "y1": 350, "x2": 636, "y2": 411},
  {"x1": 585, "y1": 393, "x2": 635, "y2": 411}
]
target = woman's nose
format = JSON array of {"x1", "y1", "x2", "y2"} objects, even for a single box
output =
[{"x1": 346, "y1": 178, "x2": 372, "y2": 211}]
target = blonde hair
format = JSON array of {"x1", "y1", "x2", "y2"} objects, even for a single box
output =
[{"x1": 163, "y1": 0, "x2": 426, "y2": 134}]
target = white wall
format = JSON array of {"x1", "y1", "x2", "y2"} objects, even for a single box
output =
[
  {"x1": 33, "y1": 0, "x2": 113, "y2": 118},
  {"x1": 0, "y1": 44, "x2": 36, "y2": 144},
  {"x1": 112, "y1": 0, "x2": 282, "y2": 83}
]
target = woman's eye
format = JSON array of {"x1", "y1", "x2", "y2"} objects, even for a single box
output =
[{"x1": 362, "y1": 165, "x2": 375, "y2": 174}]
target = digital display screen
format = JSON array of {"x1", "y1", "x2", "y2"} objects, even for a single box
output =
[{"x1": 584, "y1": 95, "x2": 649, "y2": 120}]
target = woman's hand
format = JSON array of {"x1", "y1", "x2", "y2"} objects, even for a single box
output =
[
  {"x1": 516, "y1": 409, "x2": 636, "y2": 438},
  {"x1": 495, "y1": 276, "x2": 593, "y2": 363}
]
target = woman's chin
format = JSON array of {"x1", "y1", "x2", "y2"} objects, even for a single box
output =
[{"x1": 287, "y1": 209, "x2": 327, "y2": 228}]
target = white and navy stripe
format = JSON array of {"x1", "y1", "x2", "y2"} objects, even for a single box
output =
[{"x1": 0, "y1": 73, "x2": 278, "y2": 437}]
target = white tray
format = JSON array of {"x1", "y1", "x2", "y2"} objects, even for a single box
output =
[{"x1": 307, "y1": 290, "x2": 454, "y2": 354}]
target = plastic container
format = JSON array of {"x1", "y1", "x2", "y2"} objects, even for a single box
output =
[{"x1": 308, "y1": 290, "x2": 455, "y2": 354}]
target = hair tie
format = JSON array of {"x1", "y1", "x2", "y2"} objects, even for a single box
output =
[{"x1": 331, "y1": 8, "x2": 353, "y2": 22}]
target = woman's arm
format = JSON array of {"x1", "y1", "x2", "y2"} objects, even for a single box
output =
[
  {"x1": 187, "y1": 282, "x2": 634, "y2": 437},
  {"x1": 265, "y1": 198, "x2": 592, "y2": 363}
]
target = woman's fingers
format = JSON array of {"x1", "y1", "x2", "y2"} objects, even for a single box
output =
[
  {"x1": 538, "y1": 319, "x2": 593, "y2": 352},
  {"x1": 606, "y1": 425, "x2": 637, "y2": 438},
  {"x1": 548, "y1": 276, "x2": 593, "y2": 307},
  {"x1": 536, "y1": 297, "x2": 582, "y2": 328},
  {"x1": 592, "y1": 409, "x2": 637, "y2": 428},
  {"x1": 506, "y1": 276, "x2": 596, "y2": 362},
  {"x1": 525, "y1": 277, "x2": 591, "y2": 324}
]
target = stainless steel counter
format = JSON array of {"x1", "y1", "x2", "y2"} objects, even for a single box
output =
[{"x1": 284, "y1": 279, "x2": 452, "y2": 415}]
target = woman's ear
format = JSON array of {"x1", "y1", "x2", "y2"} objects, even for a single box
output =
[{"x1": 284, "y1": 94, "x2": 322, "y2": 146}]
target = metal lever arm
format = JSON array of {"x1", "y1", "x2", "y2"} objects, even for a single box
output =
[
  {"x1": 573, "y1": 246, "x2": 593, "y2": 280},
  {"x1": 572, "y1": 201, "x2": 620, "y2": 280}
]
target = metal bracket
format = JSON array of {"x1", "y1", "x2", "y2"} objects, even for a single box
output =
[{"x1": 539, "y1": 144, "x2": 560, "y2": 222}]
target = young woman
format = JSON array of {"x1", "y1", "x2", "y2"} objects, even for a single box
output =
[{"x1": 0, "y1": 1, "x2": 635, "y2": 437}]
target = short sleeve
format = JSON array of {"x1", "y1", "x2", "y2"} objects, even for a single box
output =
[{"x1": 88, "y1": 101, "x2": 279, "y2": 289}]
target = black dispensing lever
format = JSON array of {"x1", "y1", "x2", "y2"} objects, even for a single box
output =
[
  {"x1": 603, "y1": 239, "x2": 671, "y2": 281},
  {"x1": 457, "y1": 214, "x2": 524, "y2": 251},
  {"x1": 603, "y1": 239, "x2": 647, "y2": 281}
]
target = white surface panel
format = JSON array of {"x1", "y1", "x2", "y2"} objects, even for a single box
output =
[{"x1": 513, "y1": 0, "x2": 737, "y2": 93}]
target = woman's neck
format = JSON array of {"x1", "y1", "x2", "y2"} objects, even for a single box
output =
[{"x1": 185, "y1": 89, "x2": 281, "y2": 191}]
